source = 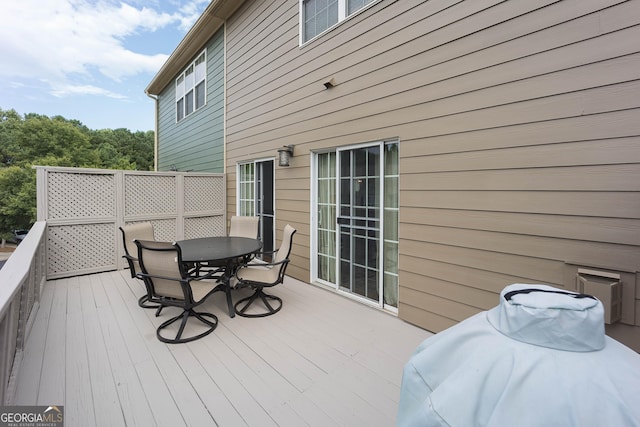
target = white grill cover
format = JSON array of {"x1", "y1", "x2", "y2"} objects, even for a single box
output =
[{"x1": 397, "y1": 284, "x2": 640, "y2": 427}]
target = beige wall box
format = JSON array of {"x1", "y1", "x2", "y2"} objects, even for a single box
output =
[{"x1": 577, "y1": 269, "x2": 622, "y2": 325}]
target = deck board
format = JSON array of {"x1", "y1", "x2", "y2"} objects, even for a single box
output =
[
  {"x1": 13, "y1": 271, "x2": 432, "y2": 426},
  {"x1": 66, "y1": 276, "x2": 96, "y2": 427},
  {"x1": 95, "y1": 274, "x2": 156, "y2": 426},
  {"x1": 81, "y1": 274, "x2": 125, "y2": 427},
  {"x1": 37, "y1": 277, "x2": 66, "y2": 406}
]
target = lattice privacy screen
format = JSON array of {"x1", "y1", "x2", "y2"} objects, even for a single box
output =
[
  {"x1": 125, "y1": 175, "x2": 177, "y2": 216},
  {"x1": 185, "y1": 216, "x2": 226, "y2": 240},
  {"x1": 184, "y1": 176, "x2": 225, "y2": 212},
  {"x1": 47, "y1": 223, "x2": 115, "y2": 275},
  {"x1": 47, "y1": 172, "x2": 115, "y2": 219},
  {"x1": 37, "y1": 167, "x2": 225, "y2": 279}
]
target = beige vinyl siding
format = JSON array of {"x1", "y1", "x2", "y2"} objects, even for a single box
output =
[
  {"x1": 156, "y1": 28, "x2": 225, "y2": 173},
  {"x1": 224, "y1": 0, "x2": 640, "y2": 349}
]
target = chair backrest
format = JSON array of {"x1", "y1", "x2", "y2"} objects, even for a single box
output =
[
  {"x1": 120, "y1": 222, "x2": 154, "y2": 275},
  {"x1": 135, "y1": 239, "x2": 186, "y2": 300},
  {"x1": 237, "y1": 224, "x2": 296, "y2": 285},
  {"x1": 265, "y1": 224, "x2": 296, "y2": 284},
  {"x1": 229, "y1": 216, "x2": 260, "y2": 239},
  {"x1": 275, "y1": 224, "x2": 296, "y2": 266}
]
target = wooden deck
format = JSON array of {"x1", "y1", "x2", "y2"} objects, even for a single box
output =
[{"x1": 12, "y1": 270, "x2": 432, "y2": 426}]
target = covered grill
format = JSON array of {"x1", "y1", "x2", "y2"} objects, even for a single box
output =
[{"x1": 398, "y1": 284, "x2": 640, "y2": 427}]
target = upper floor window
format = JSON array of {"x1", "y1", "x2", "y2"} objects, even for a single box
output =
[
  {"x1": 176, "y1": 51, "x2": 206, "y2": 122},
  {"x1": 301, "y1": 0, "x2": 377, "y2": 43}
]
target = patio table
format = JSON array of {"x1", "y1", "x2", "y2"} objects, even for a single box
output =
[{"x1": 177, "y1": 236, "x2": 262, "y2": 318}]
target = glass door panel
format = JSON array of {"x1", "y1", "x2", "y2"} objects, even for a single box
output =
[
  {"x1": 317, "y1": 152, "x2": 336, "y2": 283},
  {"x1": 256, "y1": 160, "x2": 275, "y2": 258},
  {"x1": 337, "y1": 145, "x2": 381, "y2": 303}
]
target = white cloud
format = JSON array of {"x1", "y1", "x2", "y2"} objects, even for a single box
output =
[
  {"x1": 174, "y1": 0, "x2": 211, "y2": 31},
  {"x1": 49, "y1": 82, "x2": 128, "y2": 99},
  {"x1": 0, "y1": 0, "x2": 207, "y2": 98}
]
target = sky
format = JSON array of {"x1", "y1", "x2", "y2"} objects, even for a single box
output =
[{"x1": 0, "y1": 0, "x2": 210, "y2": 131}]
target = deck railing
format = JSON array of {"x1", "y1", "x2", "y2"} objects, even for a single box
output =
[{"x1": 0, "y1": 222, "x2": 46, "y2": 404}]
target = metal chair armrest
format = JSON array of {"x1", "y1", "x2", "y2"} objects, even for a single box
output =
[
  {"x1": 234, "y1": 257, "x2": 290, "y2": 280},
  {"x1": 123, "y1": 254, "x2": 137, "y2": 278},
  {"x1": 251, "y1": 246, "x2": 281, "y2": 259},
  {"x1": 137, "y1": 271, "x2": 187, "y2": 283},
  {"x1": 137, "y1": 269, "x2": 220, "y2": 283}
]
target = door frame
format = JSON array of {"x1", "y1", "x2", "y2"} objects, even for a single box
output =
[
  {"x1": 311, "y1": 140, "x2": 398, "y2": 313},
  {"x1": 236, "y1": 157, "x2": 275, "y2": 254}
]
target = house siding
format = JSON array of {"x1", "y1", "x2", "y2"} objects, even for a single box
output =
[
  {"x1": 157, "y1": 28, "x2": 225, "y2": 173},
  {"x1": 223, "y1": 0, "x2": 640, "y2": 349}
]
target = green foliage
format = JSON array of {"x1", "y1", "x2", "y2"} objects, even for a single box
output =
[
  {"x1": 0, "y1": 166, "x2": 36, "y2": 240},
  {"x1": 89, "y1": 128, "x2": 155, "y2": 170},
  {"x1": 0, "y1": 108, "x2": 154, "y2": 237}
]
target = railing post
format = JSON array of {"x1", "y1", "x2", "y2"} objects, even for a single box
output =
[
  {"x1": 176, "y1": 173, "x2": 185, "y2": 241},
  {"x1": 115, "y1": 170, "x2": 125, "y2": 270},
  {"x1": 35, "y1": 167, "x2": 48, "y2": 222}
]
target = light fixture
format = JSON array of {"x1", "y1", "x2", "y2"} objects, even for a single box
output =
[
  {"x1": 277, "y1": 145, "x2": 294, "y2": 167},
  {"x1": 323, "y1": 78, "x2": 336, "y2": 89}
]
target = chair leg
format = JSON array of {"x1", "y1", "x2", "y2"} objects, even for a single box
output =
[
  {"x1": 138, "y1": 294, "x2": 162, "y2": 311},
  {"x1": 156, "y1": 309, "x2": 218, "y2": 344},
  {"x1": 234, "y1": 288, "x2": 282, "y2": 318}
]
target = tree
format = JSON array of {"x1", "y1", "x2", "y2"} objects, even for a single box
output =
[
  {"x1": 11, "y1": 114, "x2": 98, "y2": 167},
  {"x1": 88, "y1": 128, "x2": 154, "y2": 170},
  {"x1": 0, "y1": 166, "x2": 35, "y2": 243},
  {"x1": 0, "y1": 108, "x2": 155, "y2": 240},
  {"x1": 0, "y1": 109, "x2": 22, "y2": 167}
]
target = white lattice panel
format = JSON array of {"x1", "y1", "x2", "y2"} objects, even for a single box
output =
[
  {"x1": 38, "y1": 167, "x2": 226, "y2": 278},
  {"x1": 48, "y1": 173, "x2": 115, "y2": 219},
  {"x1": 47, "y1": 224, "x2": 115, "y2": 276},
  {"x1": 184, "y1": 216, "x2": 225, "y2": 239},
  {"x1": 184, "y1": 176, "x2": 225, "y2": 213},
  {"x1": 151, "y1": 219, "x2": 177, "y2": 242},
  {"x1": 124, "y1": 175, "x2": 177, "y2": 216}
]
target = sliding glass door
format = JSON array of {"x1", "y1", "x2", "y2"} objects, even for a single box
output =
[{"x1": 313, "y1": 141, "x2": 398, "y2": 310}]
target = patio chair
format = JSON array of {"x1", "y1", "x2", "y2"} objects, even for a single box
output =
[
  {"x1": 119, "y1": 222, "x2": 160, "y2": 310},
  {"x1": 135, "y1": 239, "x2": 219, "y2": 344},
  {"x1": 229, "y1": 215, "x2": 259, "y2": 238},
  {"x1": 233, "y1": 224, "x2": 296, "y2": 317}
]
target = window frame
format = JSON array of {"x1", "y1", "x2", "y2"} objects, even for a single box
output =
[
  {"x1": 175, "y1": 50, "x2": 207, "y2": 123},
  {"x1": 299, "y1": 0, "x2": 380, "y2": 45}
]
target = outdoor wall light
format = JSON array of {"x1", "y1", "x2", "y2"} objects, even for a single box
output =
[{"x1": 277, "y1": 145, "x2": 294, "y2": 167}]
